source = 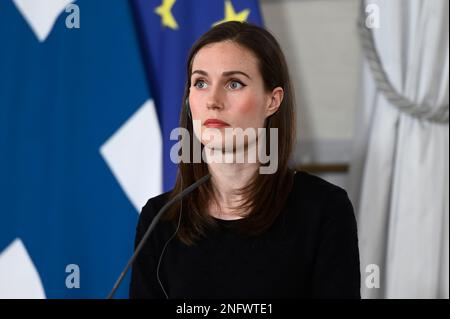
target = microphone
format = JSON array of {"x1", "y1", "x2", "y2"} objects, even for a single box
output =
[{"x1": 106, "y1": 173, "x2": 211, "y2": 299}]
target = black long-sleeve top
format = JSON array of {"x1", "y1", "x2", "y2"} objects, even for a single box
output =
[{"x1": 130, "y1": 171, "x2": 361, "y2": 298}]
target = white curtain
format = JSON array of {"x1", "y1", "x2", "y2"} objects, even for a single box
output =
[{"x1": 350, "y1": 0, "x2": 449, "y2": 298}]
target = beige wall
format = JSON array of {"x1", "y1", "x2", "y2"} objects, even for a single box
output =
[
  {"x1": 260, "y1": 0, "x2": 361, "y2": 164},
  {"x1": 260, "y1": 0, "x2": 362, "y2": 188}
]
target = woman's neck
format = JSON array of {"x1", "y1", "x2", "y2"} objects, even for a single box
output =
[
  {"x1": 207, "y1": 161, "x2": 259, "y2": 220},
  {"x1": 203, "y1": 136, "x2": 262, "y2": 219}
]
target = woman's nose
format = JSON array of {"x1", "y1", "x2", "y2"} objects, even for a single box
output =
[{"x1": 206, "y1": 85, "x2": 224, "y2": 110}]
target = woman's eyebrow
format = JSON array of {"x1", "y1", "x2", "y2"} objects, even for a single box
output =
[
  {"x1": 222, "y1": 71, "x2": 251, "y2": 79},
  {"x1": 191, "y1": 70, "x2": 251, "y2": 79}
]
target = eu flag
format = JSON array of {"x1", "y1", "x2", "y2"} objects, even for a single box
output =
[{"x1": 132, "y1": 0, "x2": 264, "y2": 191}]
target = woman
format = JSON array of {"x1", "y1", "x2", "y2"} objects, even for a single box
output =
[{"x1": 130, "y1": 21, "x2": 360, "y2": 299}]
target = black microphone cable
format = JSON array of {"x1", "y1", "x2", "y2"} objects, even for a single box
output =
[
  {"x1": 156, "y1": 173, "x2": 184, "y2": 299},
  {"x1": 106, "y1": 173, "x2": 211, "y2": 299}
]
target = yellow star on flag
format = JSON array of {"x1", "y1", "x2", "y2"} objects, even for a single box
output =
[
  {"x1": 155, "y1": 0, "x2": 179, "y2": 30},
  {"x1": 213, "y1": 0, "x2": 250, "y2": 26}
]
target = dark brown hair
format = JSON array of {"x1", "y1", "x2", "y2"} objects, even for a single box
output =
[{"x1": 163, "y1": 21, "x2": 296, "y2": 246}]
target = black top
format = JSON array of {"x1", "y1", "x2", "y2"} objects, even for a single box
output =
[{"x1": 129, "y1": 171, "x2": 361, "y2": 299}]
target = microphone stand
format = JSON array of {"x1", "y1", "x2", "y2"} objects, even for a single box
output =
[{"x1": 107, "y1": 173, "x2": 211, "y2": 299}]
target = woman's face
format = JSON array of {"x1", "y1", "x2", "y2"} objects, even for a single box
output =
[{"x1": 189, "y1": 41, "x2": 282, "y2": 152}]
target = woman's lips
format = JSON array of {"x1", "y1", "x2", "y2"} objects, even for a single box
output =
[{"x1": 204, "y1": 119, "x2": 230, "y2": 128}]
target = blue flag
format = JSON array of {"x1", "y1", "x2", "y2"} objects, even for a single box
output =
[
  {"x1": 132, "y1": 0, "x2": 264, "y2": 191},
  {"x1": 0, "y1": 0, "x2": 263, "y2": 299},
  {"x1": 0, "y1": 0, "x2": 162, "y2": 298}
]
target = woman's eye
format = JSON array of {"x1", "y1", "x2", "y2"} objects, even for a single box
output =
[
  {"x1": 194, "y1": 80, "x2": 207, "y2": 89},
  {"x1": 228, "y1": 80, "x2": 244, "y2": 90}
]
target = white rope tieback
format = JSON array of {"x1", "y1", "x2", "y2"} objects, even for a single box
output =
[{"x1": 358, "y1": 0, "x2": 449, "y2": 124}]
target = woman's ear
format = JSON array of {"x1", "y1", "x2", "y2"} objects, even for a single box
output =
[{"x1": 265, "y1": 87, "x2": 284, "y2": 117}]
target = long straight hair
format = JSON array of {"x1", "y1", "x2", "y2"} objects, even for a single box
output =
[{"x1": 162, "y1": 21, "x2": 296, "y2": 246}]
